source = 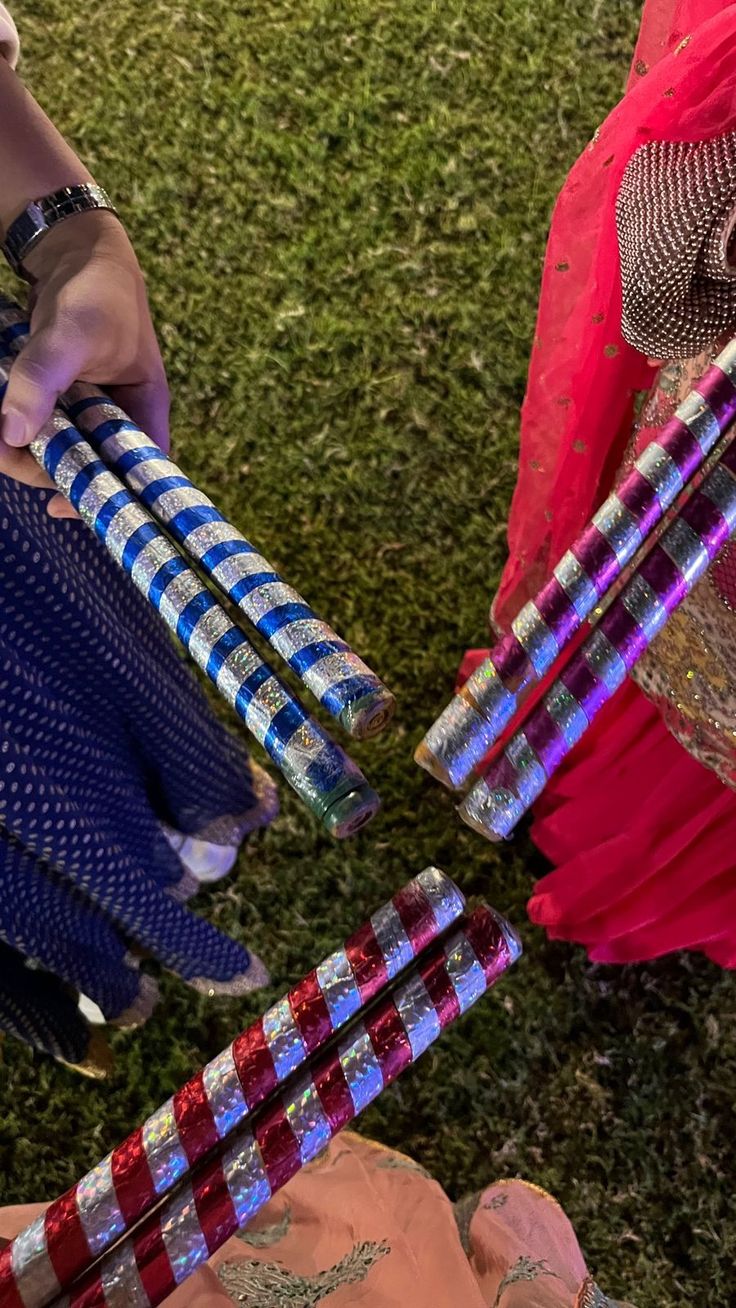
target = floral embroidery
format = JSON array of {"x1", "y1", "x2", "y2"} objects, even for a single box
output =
[
  {"x1": 236, "y1": 1207, "x2": 291, "y2": 1249},
  {"x1": 217, "y1": 1239, "x2": 390, "y2": 1306},
  {"x1": 376, "y1": 1152, "x2": 433, "y2": 1181},
  {"x1": 492, "y1": 1256, "x2": 562, "y2": 1308}
]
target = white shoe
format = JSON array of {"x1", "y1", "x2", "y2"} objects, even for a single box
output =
[
  {"x1": 163, "y1": 828, "x2": 239, "y2": 884},
  {"x1": 78, "y1": 994, "x2": 107, "y2": 1025}
]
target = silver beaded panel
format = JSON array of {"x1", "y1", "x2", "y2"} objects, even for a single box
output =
[{"x1": 617, "y1": 131, "x2": 736, "y2": 358}]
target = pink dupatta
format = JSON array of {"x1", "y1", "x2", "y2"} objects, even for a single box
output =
[{"x1": 493, "y1": 0, "x2": 736, "y2": 631}]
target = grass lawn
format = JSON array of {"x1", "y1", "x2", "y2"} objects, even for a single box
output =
[{"x1": 2, "y1": 1, "x2": 735, "y2": 1303}]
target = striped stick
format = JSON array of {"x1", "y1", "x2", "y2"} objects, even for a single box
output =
[
  {"x1": 0, "y1": 302, "x2": 395, "y2": 742},
  {"x1": 0, "y1": 870, "x2": 463, "y2": 1308},
  {"x1": 50, "y1": 905, "x2": 520, "y2": 1308},
  {"x1": 459, "y1": 436, "x2": 736, "y2": 840},
  {"x1": 416, "y1": 337, "x2": 736, "y2": 790},
  {"x1": 0, "y1": 358, "x2": 379, "y2": 838}
]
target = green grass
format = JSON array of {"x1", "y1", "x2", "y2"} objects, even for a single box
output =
[{"x1": 2, "y1": 1, "x2": 735, "y2": 1302}]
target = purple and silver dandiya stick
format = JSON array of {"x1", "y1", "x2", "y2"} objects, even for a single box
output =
[
  {"x1": 50, "y1": 904, "x2": 520, "y2": 1308},
  {"x1": 0, "y1": 300, "x2": 396, "y2": 742},
  {"x1": 0, "y1": 870, "x2": 463, "y2": 1308},
  {"x1": 459, "y1": 438, "x2": 736, "y2": 840},
  {"x1": 416, "y1": 336, "x2": 736, "y2": 790},
  {"x1": 0, "y1": 353, "x2": 378, "y2": 838}
]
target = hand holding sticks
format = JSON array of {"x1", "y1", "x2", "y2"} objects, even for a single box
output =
[{"x1": 0, "y1": 301, "x2": 397, "y2": 837}]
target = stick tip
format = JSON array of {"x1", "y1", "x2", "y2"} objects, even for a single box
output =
[
  {"x1": 339, "y1": 689, "x2": 397, "y2": 740},
  {"x1": 323, "y1": 784, "x2": 381, "y2": 838}
]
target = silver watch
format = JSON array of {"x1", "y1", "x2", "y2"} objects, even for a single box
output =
[{"x1": 2, "y1": 183, "x2": 118, "y2": 279}]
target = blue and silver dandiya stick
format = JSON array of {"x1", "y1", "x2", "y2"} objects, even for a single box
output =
[
  {"x1": 0, "y1": 357, "x2": 378, "y2": 838},
  {"x1": 0, "y1": 300, "x2": 395, "y2": 742},
  {"x1": 416, "y1": 336, "x2": 736, "y2": 790}
]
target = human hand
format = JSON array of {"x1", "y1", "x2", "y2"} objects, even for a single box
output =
[{"x1": 0, "y1": 209, "x2": 169, "y2": 518}]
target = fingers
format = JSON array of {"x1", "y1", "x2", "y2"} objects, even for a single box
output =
[
  {"x1": 0, "y1": 438, "x2": 78, "y2": 517},
  {"x1": 1, "y1": 323, "x2": 87, "y2": 449},
  {"x1": 46, "y1": 493, "x2": 79, "y2": 519},
  {"x1": 106, "y1": 373, "x2": 171, "y2": 452},
  {"x1": 0, "y1": 440, "x2": 55, "y2": 490}
]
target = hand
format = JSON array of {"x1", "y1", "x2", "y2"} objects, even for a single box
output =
[{"x1": 0, "y1": 209, "x2": 169, "y2": 518}]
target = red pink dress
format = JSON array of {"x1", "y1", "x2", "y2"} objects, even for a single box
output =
[{"x1": 478, "y1": 0, "x2": 736, "y2": 966}]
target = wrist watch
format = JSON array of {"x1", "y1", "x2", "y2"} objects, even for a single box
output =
[{"x1": 2, "y1": 183, "x2": 118, "y2": 279}]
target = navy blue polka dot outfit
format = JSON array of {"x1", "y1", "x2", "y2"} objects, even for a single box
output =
[{"x1": 0, "y1": 475, "x2": 277, "y2": 1058}]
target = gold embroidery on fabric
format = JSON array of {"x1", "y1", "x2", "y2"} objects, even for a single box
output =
[
  {"x1": 236, "y1": 1207, "x2": 291, "y2": 1249},
  {"x1": 216, "y1": 1239, "x2": 390, "y2": 1306},
  {"x1": 376, "y1": 1153, "x2": 433, "y2": 1180},
  {"x1": 492, "y1": 1256, "x2": 562, "y2": 1308},
  {"x1": 623, "y1": 344, "x2": 736, "y2": 787}
]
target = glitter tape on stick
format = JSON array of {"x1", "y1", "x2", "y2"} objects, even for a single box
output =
[
  {"x1": 0, "y1": 302, "x2": 396, "y2": 743},
  {"x1": 416, "y1": 336, "x2": 736, "y2": 791},
  {"x1": 459, "y1": 440, "x2": 736, "y2": 841},
  {"x1": 0, "y1": 360, "x2": 378, "y2": 839},
  {"x1": 49, "y1": 905, "x2": 520, "y2": 1308},
  {"x1": 0, "y1": 870, "x2": 464, "y2": 1308}
]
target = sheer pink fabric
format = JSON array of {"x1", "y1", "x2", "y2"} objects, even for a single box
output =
[{"x1": 493, "y1": 0, "x2": 736, "y2": 630}]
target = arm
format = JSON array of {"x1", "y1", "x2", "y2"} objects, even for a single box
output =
[
  {"x1": 0, "y1": 57, "x2": 94, "y2": 236},
  {"x1": 0, "y1": 53, "x2": 169, "y2": 517}
]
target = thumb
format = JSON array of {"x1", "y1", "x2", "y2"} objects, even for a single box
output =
[{"x1": 1, "y1": 325, "x2": 87, "y2": 448}]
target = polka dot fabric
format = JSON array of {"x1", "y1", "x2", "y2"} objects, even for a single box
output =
[
  {"x1": 0, "y1": 940, "x2": 90, "y2": 1065},
  {"x1": 0, "y1": 473, "x2": 277, "y2": 1059}
]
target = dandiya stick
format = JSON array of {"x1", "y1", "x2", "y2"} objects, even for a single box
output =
[
  {"x1": 460, "y1": 436, "x2": 736, "y2": 840},
  {"x1": 0, "y1": 356, "x2": 378, "y2": 838},
  {"x1": 0, "y1": 300, "x2": 396, "y2": 742},
  {"x1": 50, "y1": 905, "x2": 520, "y2": 1308},
  {"x1": 0, "y1": 870, "x2": 463, "y2": 1308},
  {"x1": 416, "y1": 336, "x2": 736, "y2": 790},
  {"x1": 456, "y1": 429, "x2": 730, "y2": 786}
]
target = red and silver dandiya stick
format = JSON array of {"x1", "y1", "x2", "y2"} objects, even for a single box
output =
[
  {"x1": 460, "y1": 437, "x2": 736, "y2": 840},
  {"x1": 51, "y1": 905, "x2": 520, "y2": 1308},
  {"x1": 0, "y1": 870, "x2": 464, "y2": 1308},
  {"x1": 416, "y1": 337, "x2": 736, "y2": 790}
]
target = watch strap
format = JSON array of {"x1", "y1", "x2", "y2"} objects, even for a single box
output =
[{"x1": 2, "y1": 183, "x2": 117, "y2": 278}]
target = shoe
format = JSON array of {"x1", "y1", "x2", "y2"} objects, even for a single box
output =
[
  {"x1": 162, "y1": 762, "x2": 278, "y2": 885},
  {"x1": 78, "y1": 993, "x2": 106, "y2": 1025},
  {"x1": 162, "y1": 828, "x2": 239, "y2": 883}
]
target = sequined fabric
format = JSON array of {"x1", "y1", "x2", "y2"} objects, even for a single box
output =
[
  {"x1": 624, "y1": 349, "x2": 736, "y2": 788},
  {"x1": 617, "y1": 131, "x2": 736, "y2": 358},
  {"x1": 0, "y1": 474, "x2": 277, "y2": 1061}
]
